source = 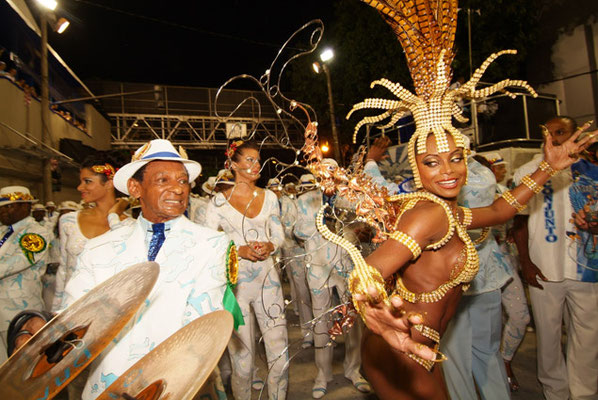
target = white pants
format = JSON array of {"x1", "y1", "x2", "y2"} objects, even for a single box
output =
[
  {"x1": 281, "y1": 245, "x2": 313, "y2": 343},
  {"x1": 305, "y1": 240, "x2": 362, "y2": 384},
  {"x1": 529, "y1": 280, "x2": 598, "y2": 400},
  {"x1": 501, "y1": 272, "x2": 530, "y2": 361},
  {"x1": 0, "y1": 329, "x2": 7, "y2": 365},
  {"x1": 228, "y1": 260, "x2": 288, "y2": 400},
  {"x1": 441, "y1": 289, "x2": 511, "y2": 400}
]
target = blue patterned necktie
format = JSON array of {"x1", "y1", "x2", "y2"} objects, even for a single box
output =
[
  {"x1": 147, "y1": 223, "x2": 165, "y2": 261},
  {"x1": 0, "y1": 225, "x2": 14, "y2": 249}
]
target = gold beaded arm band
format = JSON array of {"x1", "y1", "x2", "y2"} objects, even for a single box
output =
[
  {"x1": 460, "y1": 206, "x2": 473, "y2": 228},
  {"x1": 520, "y1": 174, "x2": 543, "y2": 194},
  {"x1": 538, "y1": 160, "x2": 558, "y2": 177},
  {"x1": 501, "y1": 190, "x2": 527, "y2": 213},
  {"x1": 389, "y1": 230, "x2": 422, "y2": 259}
]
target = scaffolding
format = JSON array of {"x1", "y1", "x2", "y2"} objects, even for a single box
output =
[{"x1": 87, "y1": 81, "x2": 305, "y2": 149}]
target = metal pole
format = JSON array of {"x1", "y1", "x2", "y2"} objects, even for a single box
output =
[
  {"x1": 522, "y1": 95, "x2": 530, "y2": 139},
  {"x1": 322, "y1": 63, "x2": 341, "y2": 161},
  {"x1": 467, "y1": 9, "x2": 473, "y2": 78},
  {"x1": 40, "y1": 12, "x2": 53, "y2": 203}
]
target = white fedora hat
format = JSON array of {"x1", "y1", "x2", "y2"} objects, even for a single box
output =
[
  {"x1": 321, "y1": 158, "x2": 339, "y2": 168},
  {"x1": 202, "y1": 169, "x2": 234, "y2": 195},
  {"x1": 484, "y1": 152, "x2": 507, "y2": 166},
  {"x1": 267, "y1": 178, "x2": 281, "y2": 188},
  {"x1": 298, "y1": 174, "x2": 317, "y2": 190},
  {"x1": 32, "y1": 203, "x2": 46, "y2": 211},
  {"x1": 57, "y1": 200, "x2": 81, "y2": 212},
  {"x1": 114, "y1": 139, "x2": 201, "y2": 195},
  {"x1": 0, "y1": 186, "x2": 38, "y2": 206}
]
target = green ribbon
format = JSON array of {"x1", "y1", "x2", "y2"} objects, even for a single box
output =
[{"x1": 223, "y1": 283, "x2": 244, "y2": 330}]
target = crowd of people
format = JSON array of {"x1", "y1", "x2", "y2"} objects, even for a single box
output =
[
  {"x1": 0, "y1": 113, "x2": 596, "y2": 400},
  {"x1": 1, "y1": 51, "x2": 89, "y2": 134}
]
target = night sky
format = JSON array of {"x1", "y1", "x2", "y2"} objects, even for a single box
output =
[{"x1": 45, "y1": 0, "x2": 336, "y2": 87}]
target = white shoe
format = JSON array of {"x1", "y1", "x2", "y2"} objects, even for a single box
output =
[
  {"x1": 347, "y1": 373, "x2": 371, "y2": 393},
  {"x1": 251, "y1": 379, "x2": 264, "y2": 391},
  {"x1": 312, "y1": 381, "x2": 327, "y2": 399}
]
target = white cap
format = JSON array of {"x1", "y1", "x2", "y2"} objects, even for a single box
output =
[{"x1": 113, "y1": 140, "x2": 201, "y2": 195}]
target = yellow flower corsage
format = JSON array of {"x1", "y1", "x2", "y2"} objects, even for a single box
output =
[
  {"x1": 19, "y1": 233, "x2": 47, "y2": 265},
  {"x1": 226, "y1": 241, "x2": 238, "y2": 286}
]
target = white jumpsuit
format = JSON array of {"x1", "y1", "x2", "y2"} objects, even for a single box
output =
[{"x1": 206, "y1": 189, "x2": 289, "y2": 400}]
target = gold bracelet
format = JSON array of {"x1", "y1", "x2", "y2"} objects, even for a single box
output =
[
  {"x1": 538, "y1": 160, "x2": 558, "y2": 177},
  {"x1": 460, "y1": 207, "x2": 473, "y2": 227},
  {"x1": 501, "y1": 190, "x2": 527, "y2": 212},
  {"x1": 521, "y1": 174, "x2": 543, "y2": 194},
  {"x1": 389, "y1": 230, "x2": 422, "y2": 259}
]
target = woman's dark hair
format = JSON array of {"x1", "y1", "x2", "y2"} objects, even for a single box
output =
[
  {"x1": 80, "y1": 151, "x2": 124, "y2": 182},
  {"x1": 231, "y1": 141, "x2": 260, "y2": 163}
]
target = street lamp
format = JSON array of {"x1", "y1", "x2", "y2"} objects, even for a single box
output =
[
  {"x1": 312, "y1": 48, "x2": 341, "y2": 162},
  {"x1": 36, "y1": 0, "x2": 69, "y2": 202}
]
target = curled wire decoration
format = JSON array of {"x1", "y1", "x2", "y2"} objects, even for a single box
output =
[{"x1": 206, "y1": 19, "x2": 372, "y2": 399}]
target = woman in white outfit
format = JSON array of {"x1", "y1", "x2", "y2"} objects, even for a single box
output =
[{"x1": 205, "y1": 141, "x2": 288, "y2": 400}]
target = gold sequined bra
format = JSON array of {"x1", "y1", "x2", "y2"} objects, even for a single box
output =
[{"x1": 389, "y1": 199, "x2": 479, "y2": 304}]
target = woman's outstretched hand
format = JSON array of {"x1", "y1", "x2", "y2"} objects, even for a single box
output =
[
  {"x1": 354, "y1": 286, "x2": 437, "y2": 362},
  {"x1": 543, "y1": 121, "x2": 597, "y2": 171}
]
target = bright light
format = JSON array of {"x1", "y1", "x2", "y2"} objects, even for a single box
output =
[
  {"x1": 36, "y1": 0, "x2": 57, "y2": 10},
  {"x1": 312, "y1": 62, "x2": 320, "y2": 74},
  {"x1": 321, "y1": 142, "x2": 330, "y2": 153},
  {"x1": 320, "y1": 48, "x2": 334, "y2": 63},
  {"x1": 56, "y1": 17, "x2": 70, "y2": 34}
]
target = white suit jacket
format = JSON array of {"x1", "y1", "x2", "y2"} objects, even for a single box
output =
[
  {"x1": 62, "y1": 215, "x2": 231, "y2": 399},
  {"x1": 0, "y1": 216, "x2": 53, "y2": 331}
]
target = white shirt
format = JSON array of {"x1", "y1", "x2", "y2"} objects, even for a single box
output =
[{"x1": 513, "y1": 154, "x2": 578, "y2": 281}]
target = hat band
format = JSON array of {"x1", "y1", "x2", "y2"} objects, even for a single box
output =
[
  {"x1": 142, "y1": 151, "x2": 181, "y2": 160},
  {"x1": 0, "y1": 192, "x2": 34, "y2": 202}
]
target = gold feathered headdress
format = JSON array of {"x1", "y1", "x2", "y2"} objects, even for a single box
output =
[{"x1": 347, "y1": 0, "x2": 537, "y2": 188}]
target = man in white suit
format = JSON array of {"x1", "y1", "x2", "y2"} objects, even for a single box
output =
[
  {"x1": 12, "y1": 140, "x2": 237, "y2": 400},
  {"x1": 0, "y1": 186, "x2": 53, "y2": 363}
]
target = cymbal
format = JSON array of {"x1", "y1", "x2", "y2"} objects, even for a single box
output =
[
  {"x1": 97, "y1": 310, "x2": 233, "y2": 400},
  {"x1": 0, "y1": 262, "x2": 160, "y2": 400}
]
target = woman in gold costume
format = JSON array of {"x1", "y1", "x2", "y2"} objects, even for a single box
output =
[
  {"x1": 351, "y1": 127, "x2": 593, "y2": 399},
  {"x1": 298, "y1": 1, "x2": 598, "y2": 399}
]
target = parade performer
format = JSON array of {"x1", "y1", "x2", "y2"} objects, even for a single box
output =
[
  {"x1": 294, "y1": 160, "x2": 371, "y2": 398},
  {"x1": 297, "y1": 1, "x2": 597, "y2": 398},
  {"x1": 11, "y1": 140, "x2": 239, "y2": 400},
  {"x1": 279, "y1": 181, "x2": 314, "y2": 349},
  {"x1": 205, "y1": 140, "x2": 289, "y2": 400},
  {"x1": 0, "y1": 186, "x2": 53, "y2": 364},
  {"x1": 513, "y1": 117, "x2": 598, "y2": 399},
  {"x1": 52, "y1": 153, "x2": 129, "y2": 312}
]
